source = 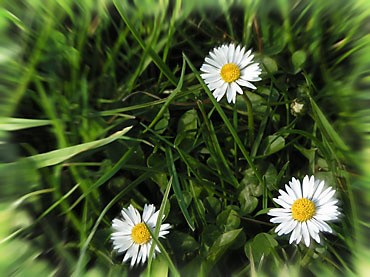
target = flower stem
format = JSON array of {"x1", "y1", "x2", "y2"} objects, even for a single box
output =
[{"x1": 242, "y1": 92, "x2": 254, "y2": 146}]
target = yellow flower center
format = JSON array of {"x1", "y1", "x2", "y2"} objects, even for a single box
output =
[
  {"x1": 220, "y1": 63, "x2": 241, "y2": 83},
  {"x1": 291, "y1": 198, "x2": 316, "y2": 222},
  {"x1": 131, "y1": 223, "x2": 151, "y2": 245}
]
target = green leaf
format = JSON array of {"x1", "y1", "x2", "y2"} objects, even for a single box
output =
[
  {"x1": 238, "y1": 192, "x2": 258, "y2": 216},
  {"x1": 204, "y1": 196, "x2": 222, "y2": 217},
  {"x1": 292, "y1": 50, "x2": 307, "y2": 73},
  {"x1": 169, "y1": 231, "x2": 200, "y2": 254},
  {"x1": 0, "y1": 117, "x2": 51, "y2": 131},
  {"x1": 216, "y1": 209, "x2": 240, "y2": 232},
  {"x1": 144, "y1": 256, "x2": 169, "y2": 277},
  {"x1": 154, "y1": 109, "x2": 170, "y2": 134},
  {"x1": 244, "y1": 233, "x2": 278, "y2": 262},
  {"x1": 262, "y1": 56, "x2": 278, "y2": 73},
  {"x1": 175, "y1": 109, "x2": 198, "y2": 148},
  {"x1": 263, "y1": 163, "x2": 278, "y2": 190},
  {"x1": 262, "y1": 135, "x2": 285, "y2": 155},
  {"x1": 206, "y1": 229, "x2": 242, "y2": 266}
]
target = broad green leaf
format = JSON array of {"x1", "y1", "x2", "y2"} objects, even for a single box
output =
[
  {"x1": 262, "y1": 56, "x2": 278, "y2": 73},
  {"x1": 238, "y1": 192, "x2": 258, "y2": 216},
  {"x1": 145, "y1": 256, "x2": 169, "y2": 277},
  {"x1": 0, "y1": 117, "x2": 51, "y2": 131},
  {"x1": 168, "y1": 231, "x2": 200, "y2": 254},
  {"x1": 202, "y1": 224, "x2": 222, "y2": 247},
  {"x1": 175, "y1": 109, "x2": 198, "y2": 148},
  {"x1": 292, "y1": 50, "x2": 307, "y2": 73},
  {"x1": 262, "y1": 135, "x2": 285, "y2": 155},
  {"x1": 244, "y1": 233, "x2": 278, "y2": 262},
  {"x1": 206, "y1": 229, "x2": 242, "y2": 265},
  {"x1": 216, "y1": 209, "x2": 240, "y2": 232},
  {"x1": 204, "y1": 196, "x2": 222, "y2": 217},
  {"x1": 263, "y1": 163, "x2": 278, "y2": 190},
  {"x1": 154, "y1": 109, "x2": 170, "y2": 134}
]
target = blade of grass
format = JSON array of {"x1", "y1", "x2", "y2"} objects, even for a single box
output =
[
  {"x1": 309, "y1": 96, "x2": 349, "y2": 151},
  {"x1": 0, "y1": 118, "x2": 51, "y2": 131},
  {"x1": 165, "y1": 146, "x2": 195, "y2": 231},
  {"x1": 1, "y1": 126, "x2": 132, "y2": 169},
  {"x1": 147, "y1": 176, "x2": 179, "y2": 277}
]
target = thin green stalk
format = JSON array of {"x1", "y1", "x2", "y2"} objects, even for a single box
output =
[
  {"x1": 242, "y1": 92, "x2": 255, "y2": 146},
  {"x1": 233, "y1": 104, "x2": 238, "y2": 170}
]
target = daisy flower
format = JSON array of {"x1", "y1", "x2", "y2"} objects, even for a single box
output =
[
  {"x1": 200, "y1": 43, "x2": 262, "y2": 104},
  {"x1": 111, "y1": 204, "x2": 171, "y2": 267},
  {"x1": 268, "y1": 175, "x2": 340, "y2": 247}
]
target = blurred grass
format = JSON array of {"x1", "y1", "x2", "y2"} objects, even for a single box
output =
[{"x1": 0, "y1": 0, "x2": 369, "y2": 276}]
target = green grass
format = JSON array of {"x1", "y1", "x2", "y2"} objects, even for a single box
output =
[{"x1": 1, "y1": 0, "x2": 370, "y2": 276}]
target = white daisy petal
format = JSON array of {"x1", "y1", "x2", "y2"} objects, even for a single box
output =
[
  {"x1": 302, "y1": 175, "x2": 310, "y2": 198},
  {"x1": 113, "y1": 239, "x2": 133, "y2": 252},
  {"x1": 271, "y1": 216, "x2": 292, "y2": 224},
  {"x1": 234, "y1": 45, "x2": 243, "y2": 65},
  {"x1": 142, "y1": 204, "x2": 155, "y2": 222},
  {"x1": 112, "y1": 220, "x2": 132, "y2": 234},
  {"x1": 295, "y1": 223, "x2": 303, "y2": 244},
  {"x1": 236, "y1": 78, "x2": 257, "y2": 90},
  {"x1": 290, "y1": 222, "x2": 302, "y2": 244},
  {"x1": 283, "y1": 220, "x2": 298, "y2": 235},
  {"x1": 312, "y1": 218, "x2": 333, "y2": 233},
  {"x1": 207, "y1": 79, "x2": 225, "y2": 91},
  {"x1": 227, "y1": 43, "x2": 235, "y2": 62},
  {"x1": 213, "y1": 82, "x2": 228, "y2": 102},
  {"x1": 226, "y1": 83, "x2": 236, "y2": 103},
  {"x1": 268, "y1": 208, "x2": 291, "y2": 217},
  {"x1": 120, "y1": 207, "x2": 136, "y2": 226},
  {"x1": 269, "y1": 176, "x2": 340, "y2": 247},
  {"x1": 306, "y1": 220, "x2": 319, "y2": 244},
  {"x1": 111, "y1": 204, "x2": 171, "y2": 267},
  {"x1": 127, "y1": 205, "x2": 142, "y2": 224},
  {"x1": 306, "y1": 175, "x2": 317, "y2": 199},
  {"x1": 284, "y1": 184, "x2": 298, "y2": 200},
  {"x1": 316, "y1": 188, "x2": 336, "y2": 206},
  {"x1": 231, "y1": 81, "x2": 243, "y2": 95},
  {"x1": 200, "y1": 43, "x2": 261, "y2": 103},
  {"x1": 312, "y1": 180, "x2": 325, "y2": 200},
  {"x1": 204, "y1": 75, "x2": 223, "y2": 86},
  {"x1": 301, "y1": 222, "x2": 311, "y2": 247},
  {"x1": 290, "y1": 177, "x2": 302, "y2": 199},
  {"x1": 200, "y1": 63, "x2": 218, "y2": 74},
  {"x1": 205, "y1": 56, "x2": 222, "y2": 68},
  {"x1": 278, "y1": 189, "x2": 295, "y2": 204},
  {"x1": 214, "y1": 46, "x2": 228, "y2": 65},
  {"x1": 273, "y1": 198, "x2": 291, "y2": 209}
]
